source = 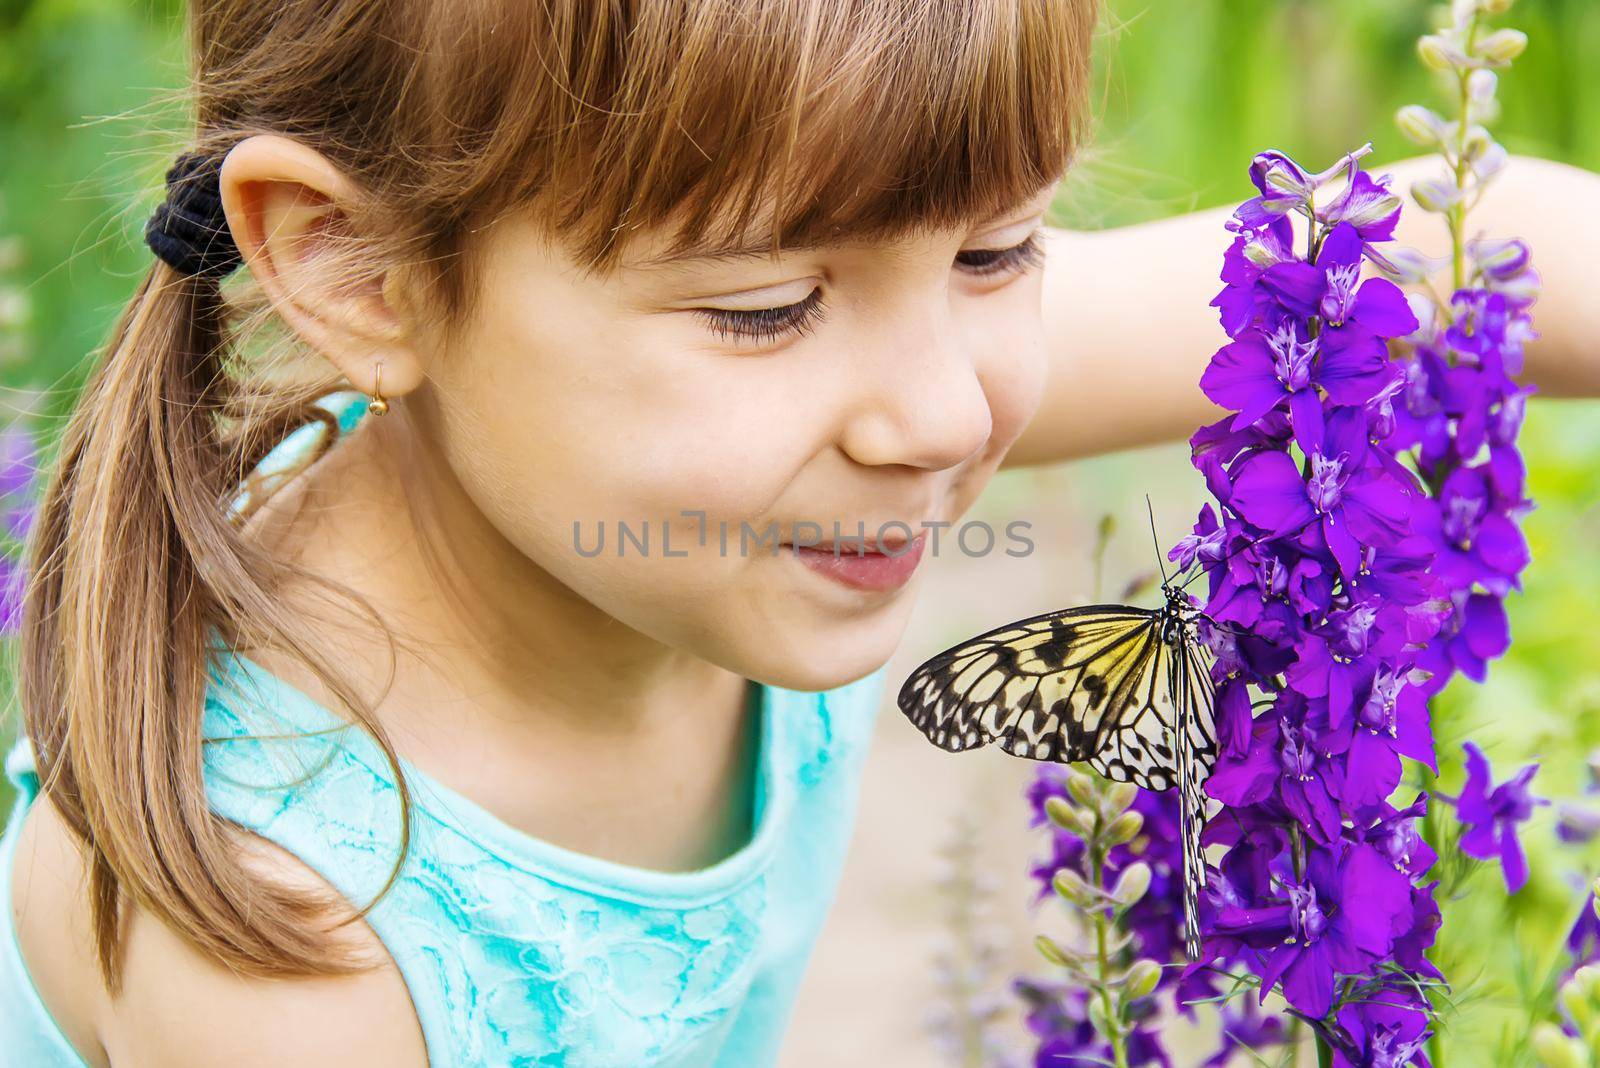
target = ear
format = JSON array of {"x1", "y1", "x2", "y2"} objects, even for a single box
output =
[{"x1": 218, "y1": 134, "x2": 424, "y2": 402}]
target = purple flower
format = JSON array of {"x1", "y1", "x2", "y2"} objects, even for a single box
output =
[
  {"x1": 1036, "y1": 138, "x2": 1535, "y2": 1060},
  {"x1": 1556, "y1": 804, "x2": 1600, "y2": 845},
  {"x1": 1317, "y1": 166, "x2": 1403, "y2": 243},
  {"x1": 1414, "y1": 466, "x2": 1530, "y2": 598},
  {"x1": 0, "y1": 425, "x2": 38, "y2": 637},
  {"x1": 1415, "y1": 592, "x2": 1511, "y2": 691},
  {"x1": 0, "y1": 425, "x2": 35, "y2": 501},
  {"x1": 1227, "y1": 411, "x2": 1414, "y2": 576},
  {"x1": 1319, "y1": 985, "x2": 1435, "y2": 1068},
  {"x1": 1208, "y1": 842, "x2": 1414, "y2": 1017},
  {"x1": 1316, "y1": 223, "x2": 1420, "y2": 338},
  {"x1": 1342, "y1": 668, "x2": 1436, "y2": 807},
  {"x1": 1455, "y1": 740, "x2": 1545, "y2": 893},
  {"x1": 1200, "y1": 326, "x2": 1389, "y2": 458},
  {"x1": 1567, "y1": 892, "x2": 1600, "y2": 966}
]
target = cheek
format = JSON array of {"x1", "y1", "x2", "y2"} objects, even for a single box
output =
[
  {"x1": 427, "y1": 280, "x2": 834, "y2": 630},
  {"x1": 443, "y1": 291, "x2": 805, "y2": 524},
  {"x1": 972, "y1": 293, "x2": 1049, "y2": 453}
]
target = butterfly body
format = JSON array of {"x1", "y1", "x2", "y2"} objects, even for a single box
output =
[{"x1": 898, "y1": 580, "x2": 1218, "y2": 960}]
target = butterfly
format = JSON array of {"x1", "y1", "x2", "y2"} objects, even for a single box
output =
[{"x1": 897, "y1": 560, "x2": 1219, "y2": 961}]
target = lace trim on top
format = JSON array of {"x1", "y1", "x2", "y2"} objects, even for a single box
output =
[{"x1": 199, "y1": 646, "x2": 801, "y2": 1066}]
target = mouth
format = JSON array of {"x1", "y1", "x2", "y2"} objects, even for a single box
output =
[
  {"x1": 779, "y1": 531, "x2": 928, "y2": 592},
  {"x1": 781, "y1": 536, "x2": 911, "y2": 555}
]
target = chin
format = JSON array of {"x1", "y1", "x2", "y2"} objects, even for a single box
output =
[{"x1": 736, "y1": 621, "x2": 906, "y2": 694}]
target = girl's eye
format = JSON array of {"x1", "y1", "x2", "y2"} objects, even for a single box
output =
[
  {"x1": 695, "y1": 286, "x2": 826, "y2": 345},
  {"x1": 954, "y1": 229, "x2": 1047, "y2": 277}
]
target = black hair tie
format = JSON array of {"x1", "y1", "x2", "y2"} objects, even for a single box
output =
[{"x1": 144, "y1": 150, "x2": 243, "y2": 280}]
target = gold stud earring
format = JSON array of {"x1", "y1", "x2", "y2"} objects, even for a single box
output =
[{"x1": 367, "y1": 362, "x2": 390, "y2": 416}]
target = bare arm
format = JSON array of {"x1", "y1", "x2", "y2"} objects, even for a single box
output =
[
  {"x1": 1006, "y1": 154, "x2": 1600, "y2": 467},
  {"x1": 107, "y1": 832, "x2": 430, "y2": 1067},
  {"x1": 11, "y1": 797, "x2": 428, "y2": 1067}
]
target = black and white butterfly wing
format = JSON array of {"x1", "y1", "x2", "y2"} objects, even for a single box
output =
[
  {"x1": 1172, "y1": 631, "x2": 1219, "y2": 959},
  {"x1": 1080, "y1": 622, "x2": 1218, "y2": 961},
  {"x1": 897, "y1": 605, "x2": 1161, "y2": 764},
  {"x1": 896, "y1": 602, "x2": 1220, "y2": 961}
]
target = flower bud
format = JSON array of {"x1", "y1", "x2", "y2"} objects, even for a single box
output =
[
  {"x1": 1492, "y1": 268, "x2": 1541, "y2": 305},
  {"x1": 1243, "y1": 236, "x2": 1284, "y2": 269},
  {"x1": 1461, "y1": 124, "x2": 1493, "y2": 163},
  {"x1": 1253, "y1": 152, "x2": 1314, "y2": 200},
  {"x1": 1472, "y1": 142, "x2": 1510, "y2": 185},
  {"x1": 1558, "y1": 980, "x2": 1596, "y2": 1036},
  {"x1": 1034, "y1": 933, "x2": 1070, "y2": 966},
  {"x1": 1468, "y1": 69, "x2": 1499, "y2": 109},
  {"x1": 1375, "y1": 246, "x2": 1446, "y2": 285},
  {"x1": 1395, "y1": 105, "x2": 1449, "y2": 148},
  {"x1": 1053, "y1": 868, "x2": 1099, "y2": 909},
  {"x1": 1067, "y1": 771, "x2": 1101, "y2": 809},
  {"x1": 1475, "y1": 29, "x2": 1528, "y2": 66},
  {"x1": 1122, "y1": 959, "x2": 1163, "y2": 1001},
  {"x1": 1530, "y1": 1023, "x2": 1586, "y2": 1068},
  {"x1": 1574, "y1": 963, "x2": 1600, "y2": 1004},
  {"x1": 1405, "y1": 293, "x2": 1441, "y2": 347},
  {"x1": 1102, "y1": 782, "x2": 1139, "y2": 816},
  {"x1": 1418, "y1": 34, "x2": 1469, "y2": 72},
  {"x1": 1469, "y1": 237, "x2": 1531, "y2": 279},
  {"x1": 1111, "y1": 862, "x2": 1152, "y2": 908},
  {"x1": 1045, "y1": 795, "x2": 1085, "y2": 835},
  {"x1": 1087, "y1": 996, "x2": 1117, "y2": 1042},
  {"x1": 1411, "y1": 177, "x2": 1464, "y2": 214},
  {"x1": 1103, "y1": 810, "x2": 1145, "y2": 846}
]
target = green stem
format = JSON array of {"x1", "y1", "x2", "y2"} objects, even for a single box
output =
[
  {"x1": 1448, "y1": 14, "x2": 1483, "y2": 294},
  {"x1": 1090, "y1": 845, "x2": 1130, "y2": 1068},
  {"x1": 1316, "y1": 1035, "x2": 1334, "y2": 1068}
]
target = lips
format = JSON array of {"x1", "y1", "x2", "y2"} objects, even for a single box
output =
[
  {"x1": 784, "y1": 537, "x2": 910, "y2": 555},
  {"x1": 782, "y1": 531, "x2": 928, "y2": 592},
  {"x1": 777, "y1": 522, "x2": 927, "y2": 556}
]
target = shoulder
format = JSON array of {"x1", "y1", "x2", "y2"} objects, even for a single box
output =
[
  {"x1": 12, "y1": 795, "x2": 428, "y2": 1068},
  {"x1": 9, "y1": 790, "x2": 111, "y2": 1067}
]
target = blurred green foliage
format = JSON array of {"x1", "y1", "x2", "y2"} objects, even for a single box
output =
[
  {"x1": 1060, "y1": 0, "x2": 1600, "y2": 229},
  {"x1": 0, "y1": 3, "x2": 1597, "y2": 1059}
]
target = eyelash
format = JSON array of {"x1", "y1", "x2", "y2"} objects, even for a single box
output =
[{"x1": 695, "y1": 229, "x2": 1046, "y2": 344}]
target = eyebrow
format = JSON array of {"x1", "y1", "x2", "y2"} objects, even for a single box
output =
[{"x1": 631, "y1": 176, "x2": 1062, "y2": 271}]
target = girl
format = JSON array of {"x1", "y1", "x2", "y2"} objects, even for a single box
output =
[{"x1": 2, "y1": 1, "x2": 1598, "y2": 1066}]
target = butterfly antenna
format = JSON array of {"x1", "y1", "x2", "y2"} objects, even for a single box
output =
[{"x1": 1145, "y1": 495, "x2": 1170, "y2": 586}]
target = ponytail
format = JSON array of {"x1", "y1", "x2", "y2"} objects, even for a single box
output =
[{"x1": 16, "y1": 257, "x2": 413, "y2": 992}]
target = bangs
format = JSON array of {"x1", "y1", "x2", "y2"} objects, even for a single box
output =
[{"x1": 408, "y1": 0, "x2": 1100, "y2": 280}]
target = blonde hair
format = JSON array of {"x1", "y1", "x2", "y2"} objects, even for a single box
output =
[{"x1": 17, "y1": 0, "x2": 1101, "y2": 991}]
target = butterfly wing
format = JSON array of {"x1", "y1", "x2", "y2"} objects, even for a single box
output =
[
  {"x1": 897, "y1": 606, "x2": 1160, "y2": 763},
  {"x1": 1175, "y1": 628, "x2": 1218, "y2": 960},
  {"x1": 1083, "y1": 627, "x2": 1179, "y2": 792},
  {"x1": 897, "y1": 602, "x2": 1221, "y2": 963}
]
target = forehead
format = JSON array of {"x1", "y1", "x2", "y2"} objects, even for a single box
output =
[{"x1": 616, "y1": 172, "x2": 1063, "y2": 274}]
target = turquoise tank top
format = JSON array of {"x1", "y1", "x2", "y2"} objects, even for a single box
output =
[{"x1": 0, "y1": 646, "x2": 889, "y2": 1066}]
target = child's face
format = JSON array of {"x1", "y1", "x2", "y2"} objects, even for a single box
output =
[{"x1": 416, "y1": 184, "x2": 1057, "y2": 690}]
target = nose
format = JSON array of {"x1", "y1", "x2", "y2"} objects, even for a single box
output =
[{"x1": 837, "y1": 302, "x2": 994, "y2": 471}]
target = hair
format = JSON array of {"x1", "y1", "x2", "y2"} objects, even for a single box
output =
[{"x1": 17, "y1": 0, "x2": 1101, "y2": 991}]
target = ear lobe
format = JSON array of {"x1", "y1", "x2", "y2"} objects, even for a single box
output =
[{"x1": 219, "y1": 134, "x2": 424, "y2": 400}]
